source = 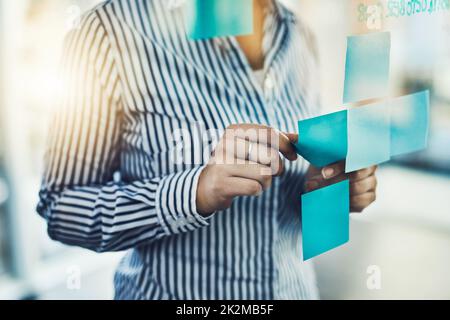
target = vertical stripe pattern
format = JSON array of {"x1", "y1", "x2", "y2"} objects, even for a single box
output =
[{"x1": 37, "y1": 0, "x2": 321, "y2": 300}]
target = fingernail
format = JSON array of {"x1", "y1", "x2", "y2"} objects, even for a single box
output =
[
  {"x1": 322, "y1": 167, "x2": 335, "y2": 179},
  {"x1": 305, "y1": 180, "x2": 319, "y2": 191}
]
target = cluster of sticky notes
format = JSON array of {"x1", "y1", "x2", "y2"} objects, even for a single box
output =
[
  {"x1": 300, "y1": 31, "x2": 430, "y2": 260},
  {"x1": 184, "y1": 0, "x2": 254, "y2": 40},
  {"x1": 296, "y1": 91, "x2": 429, "y2": 173},
  {"x1": 300, "y1": 91, "x2": 429, "y2": 260}
]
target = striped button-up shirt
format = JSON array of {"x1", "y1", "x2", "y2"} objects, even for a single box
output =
[{"x1": 37, "y1": 0, "x2": 322, "y2": 299}]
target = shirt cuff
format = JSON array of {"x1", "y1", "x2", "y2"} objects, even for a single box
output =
[{"x1": 155, "y1": 165, "x2": 213, "y2": 235}]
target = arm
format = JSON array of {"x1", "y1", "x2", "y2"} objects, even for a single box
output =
[{"x1": 37, "y1": 11, "x2": 210, "y2": 253}]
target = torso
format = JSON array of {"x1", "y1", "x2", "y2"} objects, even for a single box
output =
[{"x1": 96, "y1": 0, "x2": 322, "y2": 300}]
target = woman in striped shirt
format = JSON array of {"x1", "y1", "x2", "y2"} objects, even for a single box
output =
[{"x1": 37, "y1": 0, "x2": 377, "y2": 299}]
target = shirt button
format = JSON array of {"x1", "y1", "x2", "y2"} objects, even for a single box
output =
[{"x1": 264, "y1": 76, "x2": 274, "y2": 91}]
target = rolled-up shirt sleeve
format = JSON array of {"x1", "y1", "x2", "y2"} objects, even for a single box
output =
[{"x1": 37, "y1": 11, "x2": 211, "y2": 253}]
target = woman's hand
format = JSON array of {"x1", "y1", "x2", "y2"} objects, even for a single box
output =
[
  {"x1": 304, "y1": 162, "x2": 378, "y2": 213},
  {"x1": 196, "y1": 124, "x2": 298, "y2": 216}
]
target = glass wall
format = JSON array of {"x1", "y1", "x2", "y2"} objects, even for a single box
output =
[{"x1": 295, "y1": 0, "x2": 450, "y2": 173}]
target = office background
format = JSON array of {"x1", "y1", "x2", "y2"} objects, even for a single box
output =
[{"x1": 0, "y1": 0, "x2": 449, "y2": 299}]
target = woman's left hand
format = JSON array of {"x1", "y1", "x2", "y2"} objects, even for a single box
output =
[{"x1": 304, "y1": 162, "x2": 378, "y2": 213}]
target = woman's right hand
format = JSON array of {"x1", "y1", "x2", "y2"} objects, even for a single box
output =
[{"x1": 196, "y1": 124, "x2": 298, "y2": 216}]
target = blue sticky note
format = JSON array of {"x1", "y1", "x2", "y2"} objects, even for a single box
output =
[
  {"x1": 346, "y1": 102, "x2": 391, "y2": 172},
  {"x1": 296, "y1": 110, "x2": 348, "y2": 167},
  {"x1": 185, "y1": 0, "x2": 254, "y2": 40},
  {"x1": 302, "y1": 180, "x2": 350, "y2": 261},
  {"x1": 390, "y1": 90, "x2": 430, "y2": 156},
  {"x1": 343, "y1": 32, "x2": 391, "y2": 103}
]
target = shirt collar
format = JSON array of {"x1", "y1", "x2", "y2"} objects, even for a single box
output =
[{"x1": 271, "y1": 1, "x2": 297, "y2": 23}]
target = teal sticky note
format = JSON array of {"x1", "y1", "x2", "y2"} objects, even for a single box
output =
[
  {"x1": 390, "y1": 90, "x2": 430, "y2": 156},
  {"x1": 185, "y1": 0, "x2": 254, "y2": 40},
  {"x1": 302, "y1": 180, "x2": 350, "y2": 261},
  {"x1": 296, "y1": 110, "x2": 348, "y2": 167},
  {"x1": 343, "y1": 32, "x2": 391, "y2": 103},
  {"x1": 346, "y1": 102, "x2": 391, "y2": 172}
]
